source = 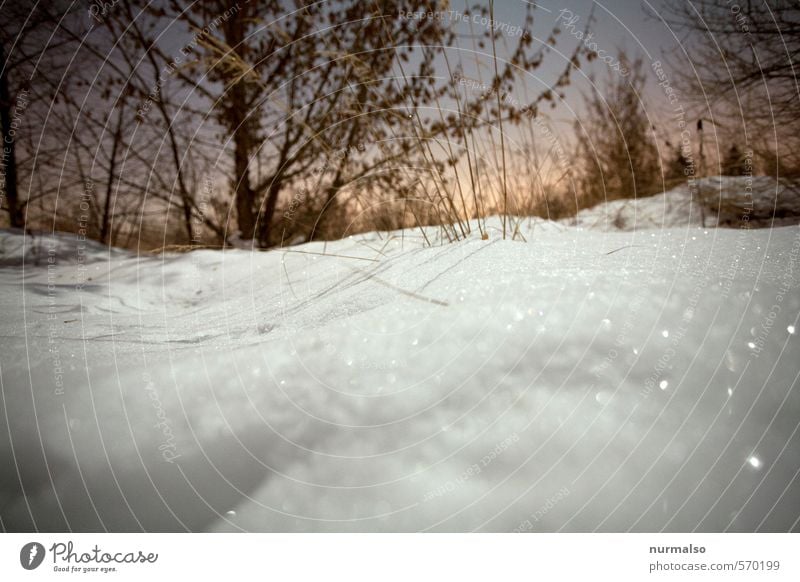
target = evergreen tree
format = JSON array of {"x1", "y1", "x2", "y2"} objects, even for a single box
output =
[
  {"x1": 574, "y1": 53, "x2": 660, "y2": 205},
  {"x1": 666, "y1": 144, "x2": 693, "y2": 183},
  {"x1": 721, "y1": 145, "x2": 747, "y2": 176}
]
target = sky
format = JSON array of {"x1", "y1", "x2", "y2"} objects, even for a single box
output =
[
  {"x1": 409, "y1": 0, "x2": 699, "y2": 188},
  {"x1": 485, "y1": 0, "x2": 691, "y2": 130},
  {"x1": 146, "y1": 0, "x2": 699, "y2": 150},
  {"x1": 79, "y1": 0, "x2": 723, "y2": 197}
]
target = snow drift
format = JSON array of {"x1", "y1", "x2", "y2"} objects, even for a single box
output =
[
  {"x1": 571, "y1": 176, "x2": 800, "y2": 231},
  {"x1": 1, "y1": 181, "x2": 799, "y2": 532}
]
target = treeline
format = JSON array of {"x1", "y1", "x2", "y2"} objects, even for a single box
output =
[
  {"x1": 570, "y1": 52, "x2": 790, "y2": 214},
  {"x1": 0, "y1": 0, "x2": 591, "y2": 248},
  {"x1": 1, "y1": 1, "x2": 797, "y2": 249}
]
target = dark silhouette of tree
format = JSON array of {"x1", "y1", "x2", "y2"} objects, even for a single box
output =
[
  {"x1": 661, "y1": 0, "x2": 800, "y2": 175},
  {"x1": 721, "y1": 144, "x2": 748, "y2": 176},
  {"x1": 135, "y1": 0, "x2": 582, "y2": 246},
  {"x1": 574, "y1": 54, "x2": 660, "y2": 207},
  {"x1": 0, "y1": 2, "x2": 81, "y2": 228},
  {"x1": 3, "y1": 0, "x2": 585, "y2": 247},
  {"x1": 665, "y1": 143, "x2": 693, "y2": 185}
]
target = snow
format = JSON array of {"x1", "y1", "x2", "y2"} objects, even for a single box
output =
[
  {"x1": 1, "y1": 183, "x2": 799, "y2": 532},
  {"x1": 571, "y1": 176, "x2": 800, "y2": 231},
  {"x1": 0, "y1": 227, "x2": 126, "y2": 267}
]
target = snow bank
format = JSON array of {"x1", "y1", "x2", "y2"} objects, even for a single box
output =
[
  {"x1": 0, "y1": 228, "x2": 126, "y2": 267},
  {"x1": 571, "y1": 176, "x2": 800, "y2": 231},
  {"x1": 1, "y1": 209, "x2": 799, "y2": 532}
]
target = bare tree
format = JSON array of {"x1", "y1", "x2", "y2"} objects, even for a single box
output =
[
  {"x1": 0, "y1": 1, "x2": 82, "y2": 228},
  {"x1": 721, "y1": 144, "x2": 748, "y2": 176},
  {"x1": 573, "y1": 54, "x2": 661, "y2": 208},
  {"x1": 3, "y1": 0, "x2": 585, "y2": 247},
  {"x1": 661, "y1": 0, "x2": 800, "y2": 175},
  {"x1": 137, "y1": 0, "x2": 582, "y2": 247}
]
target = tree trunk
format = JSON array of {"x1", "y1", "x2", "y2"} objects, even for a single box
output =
[
  {"x1": 1, "y1": 42, "x2": 23, "y2": 228},
  {"x1": 233, "y1": 126, "x2": 256, "y2": 240},
  {"x1": 160, "y1": 105, "x2": 194, "y2": 242},
  {"x1": 258, "y1": 179, "x2": 282, "y2": 247},
  {"x1": 100, "y1": 105, "x2": 124, "y2": 245},
  {"x1": 223, "y1": 8, "x2": 257, "y2": 242}
]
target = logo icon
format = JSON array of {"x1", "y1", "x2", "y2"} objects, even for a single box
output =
[{"x1": 20, "y1": 542, "x2": 45, "y2": 570}]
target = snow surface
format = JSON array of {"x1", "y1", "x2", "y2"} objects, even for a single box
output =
[
  {"x1": 1, "y1": 186, "x2": 799, "y2": 532},
  {"x1": 571, "y1": 176, "x2": 800, "y2": 231}
]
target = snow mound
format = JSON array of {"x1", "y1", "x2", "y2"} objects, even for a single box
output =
[
  {"x1": 1, "y1": 215, "x2": 799, "y2": 532},
  {"x1": 0, "y1": 228, "x2": 126, "y2": 267},
  {"x1": 571, "y1": 176, "x2": 800, "y2": 231}
]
